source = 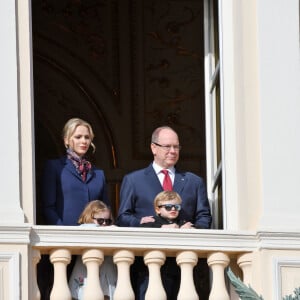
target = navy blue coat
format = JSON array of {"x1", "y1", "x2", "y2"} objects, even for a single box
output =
[
  {"x1": 41, "y1": 156, "x2": 108, "y2": 225},
  {"x1": 116, "y1": 164, "x2": 212, "y2": 229}
]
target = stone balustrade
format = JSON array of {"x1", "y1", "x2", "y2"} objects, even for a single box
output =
[
  {"x1": 30, "y1": 226, "x2": 257, "y2": 300},
  {"x1": 2, "y1": 225, "x2": 300, "y2": 299}
]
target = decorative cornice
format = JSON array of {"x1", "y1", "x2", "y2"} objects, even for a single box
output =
[
  {"x1": 0, "y1": 225, "x2": 32, "y2": 244},
  {"x1": 30, "y1": 226, "x2": 256, "y2": 254},
  {"x1": 1, "y1": 225, "x2": 300, "y2": 253},
  {"x1": 257, "y1": 230, "x2": 300, "y2": 250}
]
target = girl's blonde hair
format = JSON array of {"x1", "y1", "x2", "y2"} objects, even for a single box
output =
[
  {"x1": 63, "y1": 117, "x2": 96, "y2": 153},
  {"x1": 153, "y1": 191, "x2": 182, "y2": 208},
  {"x1": 78, "y1": 200, "x2": 110, "y2": 224}
]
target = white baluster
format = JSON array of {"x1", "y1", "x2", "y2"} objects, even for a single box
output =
[
  {"x1": 237, "y1": 252, "x2": 253, "y2": 285},
  {"x1": 32, "y1": 249, "x2": 41, "y2": 300},
  {"x1": 50, "y1": 248, "x2": 72, "y2": 300},
  {"x1": 176, "y1": 251, "x2": 199, "y2": 300},
  {"x1": 207, "y1": 252, "x2": 230, "y2": 300},
  {"x1": 144, "y1": 250, "x2": 167, "y2": 300},
  {"x1": 113, "y1": 250, "x2": 135, "y2": 300},
  {"x1": 82, "y1": 249, "x2": 104, "y2": 300}
]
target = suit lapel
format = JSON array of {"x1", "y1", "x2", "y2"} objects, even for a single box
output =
[
  {"x1": 145, "y1": 164, "x2": 164, "y2": 191},
  {"x1": 145, "y1": 164, "x2": 187, "y2": 193},
  {"x1": 173, "y1": 170, "x2": 186, "y2": 194}
]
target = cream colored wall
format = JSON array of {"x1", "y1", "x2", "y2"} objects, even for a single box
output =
[
  {"x1": 252, "y1": 249, "x2": 300, "y2": 300},
  {"x1": 231, "y1": 1, "x2": 262, "y2": 231},
  {"x1": 0, "y1": 0, "x2": 25, "y2": 224},
  {"x1": 219, "y1": 0, "x2": 262, "y2": 230},
  {"x1": 17, "y1": 0, "x2": 36, "y2": 224},
  {"x1": 0, "y1": 244, "x2": 29, "y2": 300},
  {"x1": 256, "y1": 0, "x2": 300, "y2": 231},
  {"x1": 221, "y1": 0, "x2": 300, "y2": 231},
  {"x1": 0, "y1": 1, "x2": 35, "y2": 297}
]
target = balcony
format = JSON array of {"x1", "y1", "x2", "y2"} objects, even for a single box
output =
[
  {"x1": 2, "y1": 225, "x2": 299, "y2": 299},
  {"x1": 29, "y1": 226, "x2": 259, "y2": 300}
]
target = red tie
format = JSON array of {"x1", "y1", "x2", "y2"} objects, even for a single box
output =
[{"x1": 161, "y1": 169, "x2": 172, "y2": 191}]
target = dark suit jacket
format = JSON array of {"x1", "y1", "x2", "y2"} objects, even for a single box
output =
[
  {"x1": 41, "y1": 156, "x2": 108, "y2": 225},
  {"x1": 116, "y1": 164, "x2": 212, "y2": 228}
]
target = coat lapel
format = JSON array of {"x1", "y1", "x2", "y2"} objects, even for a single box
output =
[
  {"x1": 144, "y1": 164, "x2": 187, "y2": 193},
  {"x1": 85, "y1": 168, "x2": 95, "y2": 183},
  {"x1": 144, "y1": 164, "x2": 164, "y2": 191},
  {"x1": 63, "y1": 157, "x2": 83, "y2": 181},
  {"x1": 173, "y1": 170, "x2": 186, "y2": 194}
]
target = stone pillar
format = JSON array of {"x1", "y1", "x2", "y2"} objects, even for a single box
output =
[
  {"x1": 50, "y1": 248, "x2": 72, "y2": 300},
  {"x1": 176, "y1": 250, "x2": 199, "y2": 300},
  {"x1": 82, "y1": 249, "x2": 104, "y2": 300},
  {"x1": 113, "y1": 250, "x2": 135, "y2": 300},
  {"x1": 32, "y1": 249, "x2": 41, "y2": 300},
  {"x1": 207, "y1": 252, "x2": 230, "y2": 300},
  {"x1": 237, "y1": 252, "x2": 253, "y2": 284},
  {"x1": 144, "y1": 250, "x2": 167, "y2": 300}
]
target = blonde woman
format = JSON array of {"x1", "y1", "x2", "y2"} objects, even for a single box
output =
[
  {"x1": 41, "y1": 118, "x2": 109, "y2": 226},
  {"x1": 39, "y1": 118, "x2": 110, "y2": 299}
]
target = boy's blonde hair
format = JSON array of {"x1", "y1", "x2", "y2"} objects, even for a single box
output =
[
  {"x1": 78, "y1": 200, "x2": 110, "y2": 224},
  {"x1": 154, "y1": 191, "x2": 182, "y2": 208}
]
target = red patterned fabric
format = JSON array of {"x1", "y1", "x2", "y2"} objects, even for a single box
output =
[{"x1": 67, "y1": 148, "x2": 91, "y2": 181}]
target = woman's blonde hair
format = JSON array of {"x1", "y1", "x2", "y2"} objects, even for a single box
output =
[
  {"x1": 153, "y1": 191, "x2": 182, "y2": 208},
  {"x1": 78, "y1": 200, "x2": 110, "y2": 224},
  {"x1": 62, "y1": 117, "x2": 96, "y2": 153}
]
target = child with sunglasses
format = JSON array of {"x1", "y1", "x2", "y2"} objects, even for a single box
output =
[
  {"x1": 140, "y1": 190, "x2": 194, "y2": 229},
  {"x1": 139, "y1": 191, "x2": 194, "y2": 300},
  {"x1": 69, "y1": 200, "x2": 117, "y2": 300}
]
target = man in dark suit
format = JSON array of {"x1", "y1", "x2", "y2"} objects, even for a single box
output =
[{"x1": 116, "y1": 126, "x2": 212, "y2": 300}]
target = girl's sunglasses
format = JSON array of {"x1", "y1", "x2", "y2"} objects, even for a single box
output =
[
  {"x1": 157, "y1": 204, "x2": 181, "y2": 211},
  {"x1": 93, "y1": 218, "x2": 113, "y2": 225}
]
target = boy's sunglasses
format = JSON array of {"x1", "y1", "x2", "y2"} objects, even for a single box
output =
[
  {"x1": 157, "y1": 204, "x2": 181, "y2": 211},
  {"x1": 93, "y1": 218, "x2": 113, "y2": 225}
]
